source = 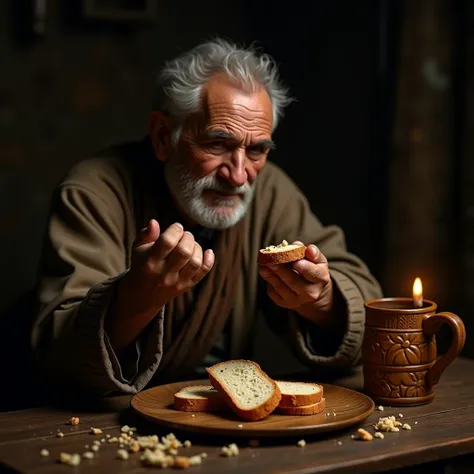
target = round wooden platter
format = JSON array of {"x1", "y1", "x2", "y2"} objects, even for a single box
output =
[{"x1": 130, "y1": 379, "x2": 374, "y2": 438}]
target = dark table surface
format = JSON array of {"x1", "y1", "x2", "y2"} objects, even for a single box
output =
[{"x1": 1, "y1": 357, "x2": 473, "y2": 474}]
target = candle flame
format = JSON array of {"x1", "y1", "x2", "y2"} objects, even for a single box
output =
[{"x1": 413, "y1": 277, "x2": 423, "y2": 298}]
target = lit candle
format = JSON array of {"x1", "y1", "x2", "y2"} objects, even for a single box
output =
[{"x1": 413, "y1": 277, "x2": 423, "y2": 308}]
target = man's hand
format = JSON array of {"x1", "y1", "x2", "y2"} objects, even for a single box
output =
[
  {"x1": 129, "y1": 220, "x2": 215, "y2": 311},
  {"x1": 258, "y1": 242, "x2": 335, "y2": 325},
  {"x1": 106, "y1": 220, "x2": 215, "y2": 352}
]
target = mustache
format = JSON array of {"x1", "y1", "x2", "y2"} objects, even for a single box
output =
[{"x1": 200, "y1": 177, "x2": 252, "y2": 195}]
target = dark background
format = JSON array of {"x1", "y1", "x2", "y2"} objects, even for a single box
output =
[{"x1": 1, "y1": 0, "x2": 473, "y2": 410}]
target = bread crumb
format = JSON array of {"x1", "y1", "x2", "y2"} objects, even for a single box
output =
[
  {"x1": 337, "y1": 441, "x2": 342, "y2": 446},
  {"x1": 129, "y1": 442, "x2": 140, "y2": 453},
  {"x1": 357, "y1": 428, "x2": 373, "y2": 441},
  {"x1": 59, "y1": 453, "x2": 71, "y2": 464},
  {"x1": 399, "y1": 413, "x2": 404, "y2": 418},
  {"x1": 106, "y1": 433, "x2": 111, "y2": 438},
  {"x1": 108, "y1": 437, "x2": 118, "y2": 443},
  {"x1": 84, "y1": 445, "x2": 89, "y2": 449},
  {"x1": 101, "y1": 438, "x2": 106, "y2": 443},
  {"x1": 90, "y1": 427, "x2": 102, "y2": 435},
  {"x1": 169, "y1": 448, "x2": 178, "y2": 456},
  {"x1": 374, "y1": 432, "x2": 384, "y2": 439},
  {"x1": 200, "y1": 452, "x2": 208, "y2": 459},
  {"x1": 297, "y1": 439, "x2": 306, "y2": 448},
  {"x1": 238, "y1": 424, "x2": 243, "y2": 428},
  {"x1": 351, "y1": 435, "x2": 355, "y2": 439},
  {"x1": 69, "y1": 417, "x2": 80, "y2": 426},
  {"x1": 83, "y1": 451, "x2": 94, "y2": 459},
  {"x1": 174, "y1": 456, "x2": 191, "y2": 468},
  {"x1": 116, "y1": 449, "x2": 129, "y2": 460},
  {"x1": 377, "y1": 405, "x2": 384, "y2": 411},
  {"x1": 40, "y1": 449, "x2": 50, "y2": 457},
  {"x1": 402, "y1": 423, "x2": 412, "y2": 430},
  {"x1": 189, "y1": 455, "x2": 203, "y2": 466},
  {"x1": 93, "y1": 440, "x2": 101, "y2": 446},
  {"x1": 56, "y1": 432, "x2": 64, "y2": 438},
  {"x1": 374, "y1": 416, "x2": 402, "y2": 432},
  {"x1": 183, "y1": 440, "x2": 191, "y2": 447},
  {"x1": 249, "y1": 439, "x2": 260, "y2": 448},
  {"x1": 59, "y1": 452, "x2": 81, "y2": 466},
  {"x1": 91, "y1": 445, "x2": 99, "y2": 452},
  {"x1": 415, "y1": 421, "x2": 418, "y2": 425},
  {"x1": 191, "y1": 414, "x2": 195, "y2": 417},
  {"x1": 121, "y1": 425, "x2": 131, "y2": 433},
  {"x1": 70, "y1": 454, "x2": 81, "y2": 467},
  {"x1": 221, "y1": 443, "x2": 239, "y2": 457}
]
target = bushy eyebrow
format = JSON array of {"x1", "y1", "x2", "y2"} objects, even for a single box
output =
[{"x1": 201, "y1": 129, "x2": 276, "y2": 150}]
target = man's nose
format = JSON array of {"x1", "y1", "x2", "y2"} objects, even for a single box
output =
[{"x1": 218, "y1": 149, "x2": 248, "y2": 187}]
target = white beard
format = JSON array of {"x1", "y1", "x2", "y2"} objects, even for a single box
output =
[{"x1": 163, "y1": 153, "x2": 256, "y2": 230}]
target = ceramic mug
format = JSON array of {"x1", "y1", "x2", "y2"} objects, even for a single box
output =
[{"x1": 362, "y1": 297, "x2": 466, "y2": 406}]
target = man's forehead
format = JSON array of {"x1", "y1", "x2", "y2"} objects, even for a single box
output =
[{"x1": 201, "y1": 73, "x2": 273, "y2": 128}]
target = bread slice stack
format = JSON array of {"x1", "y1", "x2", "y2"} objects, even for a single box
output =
[
  {"x1": 276, "y1": 380, "x2": 325, "y2": 415},
  {"x1": 173, "y1": 360, "x2": 325, "y2": 421}
]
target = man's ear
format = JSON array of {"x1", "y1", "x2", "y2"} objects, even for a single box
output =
[{"x1": 148, "y1": 111, "x2": 172, "y2": 162}]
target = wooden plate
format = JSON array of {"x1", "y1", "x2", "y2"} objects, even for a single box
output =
[{"x1": 131, "y1": 379, "x2": 374, "y2": 437}]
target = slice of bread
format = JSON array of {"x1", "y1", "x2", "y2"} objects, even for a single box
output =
[
  {"x1": 276, "y1": 398, "x2": 326, "y2": 416},
  {"x1": 258, "y1": 240, "x2": 306, "y2": 265},
  {"x1": 276, "y1": 381, "x2": 324, "y2": 408},
  {"x1": 206, "y1": 360, "x2": 282, "y2": 421},
  {"x1": 174, "y1": 385, "x2": 228, "y2": 412}
]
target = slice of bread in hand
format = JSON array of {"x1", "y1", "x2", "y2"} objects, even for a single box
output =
[
  {"x1": 277, "y1": 398, "x2": 326, "y2": 416},
  {"x1": 174, "y1": 385, "x2": 228, "y2": 412},
  {"x1": 276, "y1": 381, "x2": 324, "y2": 408},
  {"x1": 258, "y1": 240, "x2": 306, "y2": 265},
  {"x1": 206, "y1": 360, "x2": 282, "y2": 421}
]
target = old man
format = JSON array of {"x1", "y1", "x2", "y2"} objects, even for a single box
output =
[{"x1": 31, "y1": 39, "x2": 382, "y2": 397}]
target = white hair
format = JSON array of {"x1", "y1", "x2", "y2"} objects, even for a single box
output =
[{"x1": 154, "y1": 38, "x2": 293, "y2": 143}]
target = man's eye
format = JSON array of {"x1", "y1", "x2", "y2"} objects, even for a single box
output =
[
  {"x1": 209, "y1": 141, "x2": 226, "y2": 149},
  {"x1": 248, "y1": 145, "x2": 268, "y2": 155}
]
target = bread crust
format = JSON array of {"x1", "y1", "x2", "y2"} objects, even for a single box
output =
[
  {"x1": 276, "y1": 381, "x2": 324, "y2": 408},
  {"x1": 276, "y1": 398, "x2": 326, "y2": 416},
  {"x1": 257, "y1": 245, "x2": 306, "y2": 265},
  {"x1": 206, "y1": 360, "x2": 282, "y2": 421},
  {"x1": 174, "y1": 385, "x2": 228, "y2": 412}
]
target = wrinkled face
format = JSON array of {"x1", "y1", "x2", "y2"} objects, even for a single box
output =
[{"x1": 163, "y1": 73, "x2": 274, "y2": 229}]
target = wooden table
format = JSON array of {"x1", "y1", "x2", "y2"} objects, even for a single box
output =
[{"x1": 1, "y1": 357, "x2": 474, "y2": 474}]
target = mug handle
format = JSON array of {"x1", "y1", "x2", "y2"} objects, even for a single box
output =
[{"x1": 422, "y1": 312, "x2": 466, "y2": 389}]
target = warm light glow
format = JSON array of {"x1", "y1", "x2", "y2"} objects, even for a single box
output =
[
  {"x1": 413, "y1": 277, "x2": 423, "y2": 308},
  {"x1": 413, "y1": 277, "x2": 423, "y2": 298}
]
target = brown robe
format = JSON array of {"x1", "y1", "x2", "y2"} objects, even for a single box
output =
[{"x1": 31, "y1": 138, "x2": 382, "y2": 396}]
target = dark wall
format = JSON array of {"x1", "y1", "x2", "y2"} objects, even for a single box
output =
[
  {"x1": 0, "y1": 0, "x2": 249, "y2": 316},
  {"x1": 244, "y1": 0, "x2": 397, "y2": 284},
  {"x1": 0, "y1": 0, "x2": 396, "y2": 409}
]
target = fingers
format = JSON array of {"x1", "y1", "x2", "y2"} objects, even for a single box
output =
[
  {"x1": 165, "y1": 231, "x2": 196, "y2": 272},
  {"x1": 304, "y1": 244, "x2": 328, "y2": 265},
  {"x1": 150, "y1": 222, "x2": 185, "y2": 260},
  {"x1": 259, "y1": 265, "x2": 299, "y2": 301},
  {"x1": 133, "y1": 219, "x2": 160, "y2": 253},
  {"x1": 178, "y1": 240, "x2": 204, "y2": 281},
  {"x1": 292, "y1": 258, "x2": 331, "y2": 285},
  {"x1": 265, "y1": 264, "x2": 312, "y2": 295},
  {"x1": 266, "y1": 282, "x2": 287, "y2": 307},
  {"x1": 191, "y1": 249, "x2": 215, "y2": 284}
]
